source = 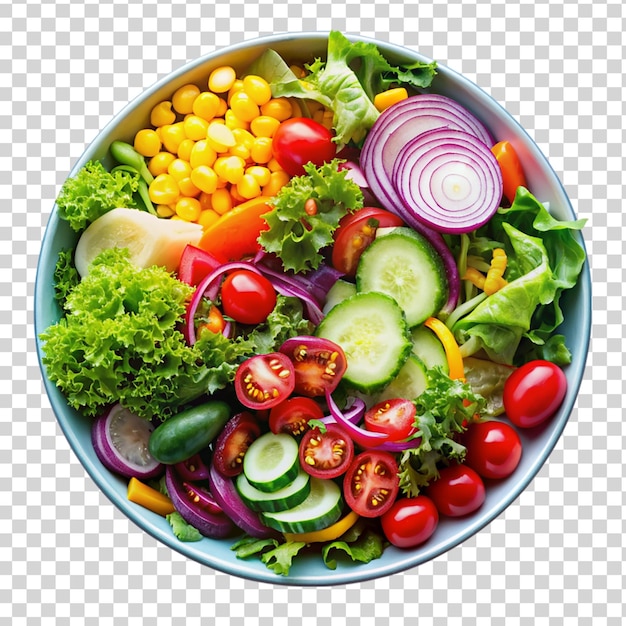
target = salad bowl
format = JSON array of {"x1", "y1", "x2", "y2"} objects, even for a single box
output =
[{"x1": 35, "y1": 32, "x2": 591, "y2": 586}]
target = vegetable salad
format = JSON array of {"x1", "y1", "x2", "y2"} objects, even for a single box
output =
[{"x1": 40, "y1": 31, "x2": 587, "y2": 576}]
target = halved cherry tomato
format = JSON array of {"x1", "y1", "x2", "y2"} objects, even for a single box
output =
[
  {"x1": 364, "y1": 398, "x2": 417, "y2": 441},
  {"x1": 268, "y1": 396, "x2": 324, "y2": 436},
  {"x1": 178, "y1": 244, "x2": 225, "y2": 286},
  {"x1": 197, "y1": 304, "x2": 227, "y2": 335},
  {"x1": 425, "y1": 464, "x2": 486, "y2": 517},
  {"x1": 381, "y1": 496, "x2": 439, "y2": 548},
  {"x1": 332, "y1": 207, "x2": 404, "y2": 277},
  {"x1": 502, "y1": 360, "x2": 567, "y2": 429},
  {"x1": 221, "y1": 269, "x2": 277, "y2": 325},
  {"x1": 212, "y1": 411, "x2": 261, "y2": 478},
  {"x1": 279, "y1": 336, "x2": 347, "y2": 397},
  {"x1": 299, "y1": 423, "x2": 354, "y2": 479},
  {"x1": 461, "y1": 420, "x2": 522, "y2": 480},
  {"x1": 234, "y1": 353, "x2": 295, "y2": 410},
  {"x1": 491, "y1": 140, "x2": 527, "y2": 205},
  {"x1": 343, "y1": 450, "x2": 400, "y2": 518},
  {"x1": 272, "y1": 117, "x2": 336, "y2": 177}
]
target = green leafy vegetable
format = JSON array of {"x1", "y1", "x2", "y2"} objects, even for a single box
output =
[
  {"x1": 321, "y1": 521, "x2": 385, "y2": 570},
  {"x1": 256, "y1": 30, "x2": 437, "y2": 146},
  {"x1": 56, "y1": 160, "x2": 141, "y2": 232},
  {"x1": 397, "y1": 368, "x2": 485, "y2": 497},
  {"x1": 259, "y1": 159, "x2": 363, "y2": 273},
  {"x1": 231, "y1": 536, "x2": 307, "y2": 577},
  {"x1": 166, "y1": 512, "x2": 203, "y2": 542},
  {"x1": 52, "y1": 249, "x2": 80, "y2": 308}
]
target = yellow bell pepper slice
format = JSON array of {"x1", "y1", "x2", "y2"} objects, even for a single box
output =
[
  {"x1": 423, "y1": 316, "x2": 466, "y2": 381},
  {"x1": 283, "y1": 510, "x2": 360, "y2": 544}
]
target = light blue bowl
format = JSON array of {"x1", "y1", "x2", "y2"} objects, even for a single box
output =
[{"x1": 35, "y1": 33, "x2": 591, "y2": 586}]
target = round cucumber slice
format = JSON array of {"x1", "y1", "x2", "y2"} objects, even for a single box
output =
[
  {"x1": 242, "y1": 432, "x2": 300, "y2": 493},
  {"x1": 316, "y1": 291, "x2": 412, "y2": 394},
  {"x1": 356, "y1": 227, "x2": 448, "y2": 327},
  {"x1": 411, "y1": 325, "x2": 449, "y2": 374},
  {"x1": 235, "y1": 467, "x2": 311, "y2": 513},
  {"x1": 376, "y1": 354, "x2": 429, "y2": 403},
  {"x1": 259, "y1": 477, "x2": 344, "y2": 534}
]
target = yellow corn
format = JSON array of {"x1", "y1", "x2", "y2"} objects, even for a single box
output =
[
  {"x1": 224, "y1": 108, "x2": 250, "y2": 131},
  {"x1": 150, "y1": 101, "x2": 176, "y2": 127},
  {"x1": 208, "y1": 66, "x2": 237, "y2": 94},
  {"x1": 177, "y1": 176, "x2": 201, "y2": 198},
  {"x1": 133, "y1": 129, "x2": 162, "y2": 157},
  {"x1": 246, "y1": 165, "x2": 271, "y2": 188},
  {"x1": 213, "y1": 155, "x2": 245, "y2": 185},
  {"x1": 198, "y1": 208, "x2": 221, "y2": 229},
  {"x1": 167, "y1": 158, "x2": 192, "y2": 183},
  {"x1": 148, "y1": 151, "x2": 176, "y2": 177},
  {"x1": 206, "y1": 123, "x2": 237, "y2": 153},
  {"x1": 210, "y1": 188, "x2": 233, "y2": 215},
  {"x1": 262, "y1": 170, "x2": 291, "y2": 196},
  {"x1": 175, "y1": 196, "x2": 202, "y2": 222},
  {"x1": 484, "y1": 248, "x2": 508, "y2": 295},
  {"x1": 249, "y1": 136, "x2": 274, "y2": 164},
  {"x1": 160, "y1": 122, "x2": 187, "y2": 155},
  {"x1": 237, "y1": 173, "x2": 262, "y2": 200},
  {"x1": 374, "y1": 87, "x2": 409, "y2": 112},
  {"x1": 250, "y1": 115, "x2": 280, "y2": 138},
  {"x1": 149, "y1": 173, "x2": 180, "y2": 205},
  {"x1": 156, "y1": 203, "x2": 176, "y2": 218},
  {"x1": 192, "y1": 91, "x2": 222, "y2": 121},
  {"x1": 177, "y1": 138, "x2": 195, "y2": 162},
  {"x1": 172, "y1": 83, "x2": 201, "y2": 115},
  {"x1": 260, "y1": 97, "x2": 293, "y2": 121},
  {"x1": 183, "y1": 115, "x2": 210, "y2": 141},
  {"x1": 229, "y1": 90, "x2": 261, "y2": 123},
  {"x1": 190, "y1": 165, "x2": 219, "y2": 195},
  {"x1": 242, "y1": 75, "x2": 272, "y2": 106},
  {"x1": 189, "y1": 140, "x2": 217, "y2": 169}
]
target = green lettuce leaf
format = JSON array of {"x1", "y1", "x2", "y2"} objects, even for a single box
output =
[
  {"x1": 231, "y1": 536, "x2": 308, "y2": 577},
  {"x1": 166, "y1": 512, "x2": 203, "y2": 542},
  {"x1": 322, "y1": 522, "x2": 384, "y2": 570}
]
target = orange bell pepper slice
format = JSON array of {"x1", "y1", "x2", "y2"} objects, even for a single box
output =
[{"x1": 491, "y1": 140, "x2": 527, "y2": 205}]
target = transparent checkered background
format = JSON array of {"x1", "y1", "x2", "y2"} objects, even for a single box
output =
[{"x1": 3, "y1": 0, "x2": 623, "y2": 623}]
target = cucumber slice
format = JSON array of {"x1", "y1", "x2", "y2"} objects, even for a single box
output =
[
  {"x1": 356, "y1": 227, "x2": 448, "y2": 327},
  {"x1": 411, "y1": 325, "x2": 449, "y2": 374},
  {"x1": 376, "y1": 354, "x2": 429, "y2": 403},
  {"x1": 259, "y1": 477, "x2": 344, "y2": 534},
  {"x1": 235, "y1": 467, "x2": 311, "y2": 513},
  {"x1": 242, "y1": 432, "x2": 299, "y2": 493},
  {"x1": 316, "y1": 291, "x2": 412, "y2": 394},
  {"x1": 323, "y1": 279, "x2": 357, "y2": 315}
]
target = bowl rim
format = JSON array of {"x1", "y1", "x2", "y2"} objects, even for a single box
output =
[{"x1": 35, "y1": 31, "x2": 592, "y2": 586}]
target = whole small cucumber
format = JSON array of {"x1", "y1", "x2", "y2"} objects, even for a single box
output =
[{"x1": 148, "y1": 400, "x2": 230, "y2": 464}]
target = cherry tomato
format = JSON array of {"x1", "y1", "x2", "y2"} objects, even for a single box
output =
[
  {"x1": 426, "y1": 464, "x2": 486, "y2": 517},
  {"x1": 197, "y1": 304, "x2": 226, "y2": 335},
  {"x1": 178, "y1": 244, "x2": 225, "y2": 286},
  {"x1": 220, "y1": 270, "x2": 277, "y2": 325},
  {"x1": 272, "y1": 117, "x2": 336, "y2": 177},
  {"x1": 279, "y1": 336, "x2": 347, "y2": 397},
  {"x1": 380, "y1": 496, "x2": 439, "y2": 548},
  {"x1": 269, "y1": 396, "x2": 324, "y2": 436},
  {"x1": 234, "y1": 352, "x2": 295, "y2": 410},
  {"x1": 364, "y1": 398, "x2": 417, "y2": 441},
  {"x1": 332, "y1": 207, "x2": 404, "y2": 277},
  {"x1": 461, "y1": 420, "x2": 522, "y2": 480},
  {"x1": 502, "y1": 360, "x2": 567, "y2": 429},
  {"x1": 299, "y1": 423, "x2": 354, "y2": 479},
  {"x1": 212, "y1": 412, "x2": 261, "y2": 477},
  {"x1": 343, "y1": 450, "x2": 400, "y2": 518}
]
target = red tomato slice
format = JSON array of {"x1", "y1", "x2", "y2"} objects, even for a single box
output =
[
  {"x1": 178, "y1": 245, "x2": 225, "y2": 286},
  {"x1": 279, "y1": 336, "x2": 347, "y2": 398},
  {"x1": 343, "y1": 450, "x2": 400, "y2": 518},
  {"x1": 381, "y1": 496, "x2": 439, "y2": 548},
  {"x1": 212, "y1": 412, "x2": 261, "y2": 478},
  {"x1": 299, "y1": 423, "x2": 354, "y2": 479},
  {"x1": 332, "y1": 207, "x2": 404, "y2": 277},
  {"x1": 234, "y1": 353, "x2": 295, "y2": 410},
  {"x1": 220, "y1": 270, "x2": 277, "y2": 325},
  {"x1": 425, "y1": 464, "x2": 486, "y2": 517},
  {"x1": 272, "y1": 117, "x2": 336, "y2": 177},
  {"x1": 364, "y1": 398, "x2": 417, "y2": 441},
  {"x1": 268, "y1": 396, "x2": 324, "y2": 437}
]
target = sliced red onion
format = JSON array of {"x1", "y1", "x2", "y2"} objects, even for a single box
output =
[
  {"x1": 320, "y1": 396, "x2": 366, "y2": 425},
  {"x1": 324, "y1": 390, "x2": 389, "y2": 449},
  {"x1": 92, "y1": 403, "x2": 164, "y2": 480},
  {"x1": 208, "y1": 459, "x2": 278, "y2": 539},
  {"x1": 376, "y1": 437, "x2": 423, "y2": 452},
  {"x1": 393, "y1": 128, "x2": 503, "y2": 234},
  {"x1": 165, "y1": 465, "x2": 234, "y2": 538}
]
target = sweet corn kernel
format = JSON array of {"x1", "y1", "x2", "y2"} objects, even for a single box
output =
[
  {"x1": 262, "y1": 170, "x2": 291, "y2": 196},
  {"x1": 267, "y1": 157, "x2": 284, "y2": 173},
  {"x1": 373, "y1": 87, "x2": 409, "y2": 112},
  {"x1": 198, "y1": 192, "x2": 213, "y2": 212},
  {"x1": 210, "y1": 188, "x2": 232, "y2": 215},
  {"x1": 160, "y1": 122, "x2": 187, "y2": 155},
  {"x1": 156, "y1": 204, "x2": 176, "y2": 218},
  {"x1": 190, "y1": 165, "x2": 219, "y2": 195},
  {"x1": 150, "y1": 101, "x2": 176, "y2": 127},
  {"x1": 249, "y1": 136, "x2": 274, "y2": 164},
  {"x1": 183, "y1": 115, "x2": 210, "y2": 141},
  {"x1": 230, "y1": 185, "x2": 247, "y2": 204},
  {"x1": 224, "y1": 108, "x2": 250, "y2": 131},
  {"x1": 198, "y1": 209, "x2": 221, "y2": 229},
  {"x1": 148, "y1": 151, "x2": 177, "y2": 177},
  {"x1": 175, "y1": 196, "x2": 202, "y2": 222},
  {"x1": 177, "y1": 138, "x2": 195, "y2": 162},
  {"x1": 149, "y1": 173, "x2": 180, "y2": 205},
  {"x1": 246, "y1": 165, "x2": 271, "y2": 188},
  {"x1": 215, "y1": 97, "x2": 228, "y2": 117},
  {"x1": 209, "y1": 66, "x2": 237, "y2": 94},
  {"x1": 227, "y1": 79, "x2": 244, "y2": 103},
  {"x1": 213, "y1": 155, "x2": 245, "y2": 185},
  {"x1": 229, "y1": 91, "x2": 261, "y2": 123},
  {"x1": 206, "y1": 123, "x2": 237, "y2": 153},
  {"x1": 189, "y1": 140, "x2": 217, "y2": 169},
  {"x1": 228, "y1": 143, "x2": 251, "y2": 162},
  {"x1": 237, "y1": 173, "x2": 262, "y2": 200},
  {"x1": 177, "y1": 176, "x2": 201, "y2": 198},
  {"x1": 250, "y1": 115, "x2": 281, "y2": 138},
  {"x1": 192, "y1": 91, "x2": 222, "y2": 121},
  {"x1": 133, "y1": 129, "x2": 162, "y2": 157},
  {"x1": 242, "y1": 75, "x2": 272, "y2": 106},
  {"x1": 172, "y1": 84, "x2": 201, "y2": 115},
  {"x1": 167, "y1": 158, "x2": 192, "y2": 183},
  {"x1": 260, "y1": 98, "x2": 293, "y2": 121}
]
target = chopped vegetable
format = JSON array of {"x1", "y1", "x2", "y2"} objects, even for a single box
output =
[
  {"x1": 127, "y1": 476, "x2": 175, "y2": 517},
  {"x1": 166, "y1": 511, "x2": 203, "y2": 542}
]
